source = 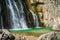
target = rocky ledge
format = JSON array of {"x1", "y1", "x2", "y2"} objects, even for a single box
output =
[
  {"x1": 0, "y1": 29, "x2": 60, "y2": 40},
  {"x1": 38, "y1": 31, "x2": 60, "y2": 40}
]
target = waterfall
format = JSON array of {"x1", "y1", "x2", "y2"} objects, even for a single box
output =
[
  {"x1": 5, "y1": 0, "x2": 28, "y2": 29},
  {"x1": 29, "y1": 9, "x2": 39, "y2": 28},
  {"x1": 1, "y1": 0, "x2": 40, "y2": 29}
]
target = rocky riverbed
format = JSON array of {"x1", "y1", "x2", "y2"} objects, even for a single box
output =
[{"x1": 0, "y1": 29, "x2": 60, "y2": 40}]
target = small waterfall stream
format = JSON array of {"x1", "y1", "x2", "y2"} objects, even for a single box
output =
[{"x1": 29, "y1": 9, "x2": 39, "y2": 28}]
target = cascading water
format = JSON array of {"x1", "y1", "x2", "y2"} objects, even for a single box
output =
[
  {"x1": 29, "y1": 9, "x2": 39, "y2": 28},
  {"x1": 3, "y1": 0, "x2": 28, "y2": 29},
  {"x1": 1, "y1": 0, "x2": 40, "y2": 29}
]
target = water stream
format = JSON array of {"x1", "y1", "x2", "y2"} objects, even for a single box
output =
[
  {"x1": 29, "y1": 9, "x2": 39, "y2": 28},
  {"x1": 5, "y1": 0, "x2": 28, "y2": 29},
  {"x1": 0, "y1": 0, "x2": 40, "y2": 29}
]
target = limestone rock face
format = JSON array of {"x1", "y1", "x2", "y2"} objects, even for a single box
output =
[
  {"x1": 42, "y1": 0, "x2": 60, "y2": 27},
  {"x1": 52, "y1": 24, "x2": 60, "y2": 30},
  {"x1": 38, "y1": 32, "x2": 60, "y2": 40}
]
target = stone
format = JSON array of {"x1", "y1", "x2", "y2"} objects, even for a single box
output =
[
  {"x1": 40, "y1": 0, "x2": 60, "y2": 27},
  {"x1": 38, "y1": 32, "x2": 58, "y2": 40},
  {"x1": 1, "y1": 33, "x2": 15, "y2": 40},
  {"x1": 52, "y1": 24, "x2": 60, "y2": 30},
  {"x1": 0, "y1": 29, "x2": 15, "y2": 40},
  {"x1": 15, "y1": 36, "x2": 26, "y2": 40}
]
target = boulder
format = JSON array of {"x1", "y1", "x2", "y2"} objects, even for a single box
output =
[
  {"x1": 0, "y1": 29, "x2": 15, "y2": 40},
  {"x1": 52, "y1": 24, "x2": 60, "y2": 30},
  {"x1": 38, "y1": 32, "x2": 59, "y2": 40}
]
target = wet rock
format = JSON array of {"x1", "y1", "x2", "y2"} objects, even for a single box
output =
[
  {"x1": 8, "y1": 34, "x2": 15, "y2": 40},
  {"x1": 1, "y1": 33, "x2": 15, "y2": 40},
  {"x1": 0, "y1": 29, "x2": 15, "y2": 40},
  {"x1": 38, "y1": 32, "x2": 58, "y2": 40}
]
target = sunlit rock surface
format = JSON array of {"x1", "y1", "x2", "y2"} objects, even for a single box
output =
[
  {"x1": 38, "y1": 32, "x2": 60, "y2": 40},
  {"x1": 42, "y1": 0, "x2": 60, "y2": 27},
  {"x1": 52, "y1": 24, "x2": 60, "y2": 30}
]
